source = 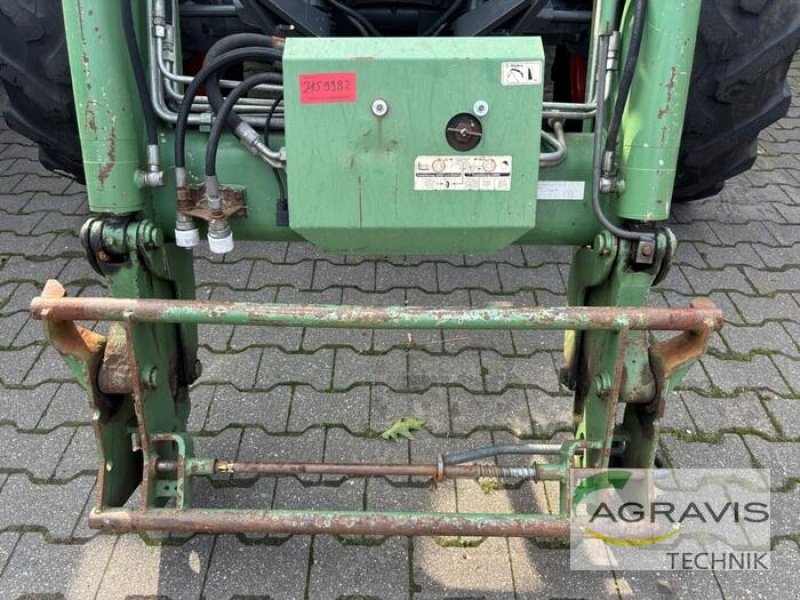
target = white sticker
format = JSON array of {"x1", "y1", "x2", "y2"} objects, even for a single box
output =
[
  {"x1": 537, "y1": 180, "x2": 585, "y2": 200},
  {"x1": 501, "y1": 61, "x2": 543, "y2": 86},
  {"x1": 415, "y1": 155, "x2": 512, "y2": 192}
]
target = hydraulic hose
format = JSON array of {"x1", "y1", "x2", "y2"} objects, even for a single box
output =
[
  {"x1": 174, "y1": 46, "x2": 283, "y2": 173},
  {"x1": 327, "y1": 0, "x2": 380, "y2": 36},
  {"x1": 422, "y1": 0, "x2": 466, "y2": 36},
  {"x1": 604, "y1": 0, "x2": 647, "y2": 155},
  {"x1": 121, "y1": 0, "x2": 158, "y2": 147},
  {"x1": 203, "y1": 33, "x2": 280, "y2": 131},
  {"x1": 205, "y1": 72, "x2": 283, "y2": 178},
  {"x1": 591, "y1": 34, "x2": 649, "y2": 243}
]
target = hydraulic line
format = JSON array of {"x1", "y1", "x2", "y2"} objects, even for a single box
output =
[
  {"x1": 205, "y1": 72, "x2": 283, "y2": 178},
  {"x1": 327, "y1": 0, "x2": 379, "y2": 35},
  {"x1": 422, "y1": 0, "x2": 466, "y2": 35},
  {"x1": 604, "y1": 0, "x2": 646, "y2": 156},
  {"x1": 122, "y1": 0, "x2": 158, "y2": 147},
  {"x1": 174, "y1": 46, "x2": 283, "y2": 173},
  {"x1": 203, "y1": 33, "x2": 280, "y2": 131},
  {"x1": 591, "y1": 34, "x2": 649, "y2": 243}
]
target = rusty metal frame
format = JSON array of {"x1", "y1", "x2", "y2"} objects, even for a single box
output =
[{"x1": 32, "y1": 280, "x2": 722, "y2": 538}]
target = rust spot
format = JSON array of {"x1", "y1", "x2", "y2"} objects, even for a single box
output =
[
  {"x1": 84, "y1": 102, "x2": 97, "y2": 132},
  {"x1": 657, "y1": 67, "x2": 678, "y2": 119},
  {"x1": 98, "y1": 125, "x2": 117, "y2": 186}
]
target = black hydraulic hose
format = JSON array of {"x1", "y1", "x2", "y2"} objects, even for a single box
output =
[
  {"x1": 327, "y1": 0, "x2": 380, "y2": 36},
  {"x1": 604, "y1": 0, "x2": 647, "y2": 154},
  {"x1": 175, "y1": 46, "x2": 283, "y2": 170},
  {"x1": 121, "y1": 0, "x2": 157, "y2": 146},
  {"x1": 203, "y1": 33, "x2": 279, "y2": 131},
  {"x1": 205, "y1": 72, "x2": 283, "y2": 177},
  {"x1": 592, "y1": 34, "x2": 648, "y2": 242},
  {"x1": 422, "y1": 0, "x2": 466, "y2": 36}
]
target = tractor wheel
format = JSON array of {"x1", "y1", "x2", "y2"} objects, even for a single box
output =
[
  {"x1": 673, "y1": 0, "x2": 799, "y2": 201},
  {"x1": 0, "y1": 1, "x2": 84, "y2": 182}
]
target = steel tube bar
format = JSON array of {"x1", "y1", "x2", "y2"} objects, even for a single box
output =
[
  {"x1": 89, "y1": 508, "x2": 570, "y2": 537},
  {"x1": 31, "y1": 292, "x2": 723, "y2": 332}
]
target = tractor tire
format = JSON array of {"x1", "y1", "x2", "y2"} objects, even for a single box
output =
[
  {"x1": 673, "y1": 0, "x2": 800, "y2": 201},
  {"x1": 0, "y1": 1, "x2": 84, "y2": 183}
]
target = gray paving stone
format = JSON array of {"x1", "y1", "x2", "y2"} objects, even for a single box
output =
[
  {"x1": 497, "y1": 263, "x2": 565, "y2": 294},
  {"x1": 480, "y1": 350, "x2": 558, "y2": 393},
  {"x1": 728, "y1": 291, "x2": 800, "y2": 324},
  {"x1": 203, "y1": 384, "x2": 292, "y2": 432},
  {"x1": 710, "y1": 221, "x2": 780, "y2": 246},
  {"x1": 413, "y1": 536, "x2": 515, "y2": 599},
  {"x1": 745, "y1": 267, "x2": 800, "y2": 294},
  {"x1": 12, "y1": 174, "x2": 72, "y2": 195},
  {"x1": 409, "y1": 430, "x2": 493, "y2": 465},
  {"x1": 763, "y1": 396, "x2": 800, "y2": 438},
  {"x1": 374, "y1": 327, "x2": 444, "y2": 353},
  {"x1": 509, "y1": 540, "x2": 622, "y2": 599},
  {"x1": 672, "y1": 240, "x2": 708, "y2": 268},
  {"x1": 0, "y1": 424, "x2": 73, "y2": 479},
  {"x1": 257, "y1": 347, "x2": 334, "y2": 390},
  {"x1": 701, "y1": 355, "x2": 789, "y2": 395},
  {"x1": 437, "y1": 262, "x2": 502, "y2": 292},
  {"x1": 334, "y1": 348, "x2": 408, "y2": 391},
  {"x1": 525, "y1": 389, "x2": 574, "y2": 435},
  {"x1": 194, "y1": 256, "x2": 252, "y2": 289},
  {"x1": 38, "y1": 382, "x2": 92, "y2": 429},
  {"x1": 370, "y1": 386, "x2": 450, "y2": 435},
  {"x1": 0, "y1": 533, "x2": 114, "y2": 599},
  {"x1": 196, "y1": 347, "x2": 261, "y2": 388},
  {"x1": 55, "y1": 426, "x2": 98, "y2": 478},
  {"x1": 238, "y1": 427, "x2": 325, "y2": 466},
  {"x1": 187, "y1": 383, "x2": 214, "y2": 432},
  {"x1": 21, "y1": 191, "x2": 86, "y2": 215},
  {"x1": 377, "y1": 261, "x2": 437, "y2": 291},
  {"x1": 0, "y1": 382, "x2": 57, "y2": 429},
  {"x1": 0, "y1": 211, "x2": 43, "y2": 234},
  {"x1": 682, "y1": 266, "x2": 754, "y2": 294},
  {"x1": 273, "y1": 476, "x2": 365, "y2": 510},
  {"x1": 442, "y1": 329, "x2": 515, "y2": 354},
  {"x1": 408, "y1": 349, "x2": 483, "y2": 392},
  {"x1": 682, "y1": 392, "x2": 775, "y2": 435},
  {"x1": 0, "y1": 475, "x2": 94, "y2": 538},
  {"x1": 288, "y1": 385, "x2": 370, "y2": 432},
  {"x1": 520, "y1": 244, "x2": 573, "y2": 266},
  {"x1": 770, "y1": 489, "x2": 800, "y2": 539},
  {"x1": 193, "y1": 475, "x2": 277, "y2": 509},
  {"x1": 470, "y1": 287, "x2": 538, "y2": 307},
  {"x1": 366, "y1": 476, "x2": 456, "y2": 512},
  {"x1": 202, "y1": 535, "x2": 311, "y2": 599},
  {"x1": 325, "y1": 427, "x2": 408, "y2": 467},
  {"x1": 449, "y1": 387, "x2": 532, "y2": 435},
  {"x1": 695, "y1": 242, "x2": 766, "y2": 268},
  {"x1": 193, "y1": 428, "x2": 243, "y2": 462},
  {"x1": 312, "y1": 260, "x2": 374, "y2": 290},
  {"x1": 0, "y1": 255, "x2": 68, "y2": 283},
  {"x1": 0, "y1": 532, "x2": 18, "y2": 576},
  {"x1": 720, "y1": 321, "x2": 798, "y2": 358},
  {"x1": 661, "y1": 434, "x2": 752, "y2": 470},
  {"x1": 766, "y1": 222, "x2": 800, "y2": 245},
  {"x1": 285, "y1": 241, "x2": 345, "y2": 263},
  {"x1": 97, "y1": 534, "x2": 214, "y2": 600},
  {"x1": 249, "y1": 259, "x2": 315, "y2": 289},
  {"x1": 715, "y1": 541, "x2": 800, "y2": 600},
  {"x1": 308, "y1": 536, "x2": 408, "y2": 600},
  {"x1": 23, "y1": 345, "x2": 73, "y2": 385},
  {"x1": 302, "y1": 326, "x2": 373, "y2": 352},
  {"x1": 754, "y1": 242, "x2": 800, "y2": 269},
  {"x1": 614, "y1": 569, "x2": 723, "y2": 599},
  {"x1": 744, "y1": 437, "x2": 800, "y2": 489},
  {"x1": 771, "y1": 354, "x2": 800, "y2": 393}
]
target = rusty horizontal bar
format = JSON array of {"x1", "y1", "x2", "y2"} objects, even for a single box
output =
[
  {"x1": 31, "y1": 281, "x2": 723, "y2": 332},
  {"x1": 89, "y1": 508, "x2": 570, "y2": 537},
  {"x1": 157, "y1": 459, "x2": 558, "y2": 481}
]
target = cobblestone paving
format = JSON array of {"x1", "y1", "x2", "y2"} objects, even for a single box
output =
[{"x1": 0, "y1": 58, "x2": 798, "y2": 600}]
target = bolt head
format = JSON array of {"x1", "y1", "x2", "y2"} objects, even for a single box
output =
[
  {"x1": 473, "y1": 100, "x2": 489, "y2": 117},
  {"x1": 371, "y1": 99, "x2": 389, "y2": 117}
]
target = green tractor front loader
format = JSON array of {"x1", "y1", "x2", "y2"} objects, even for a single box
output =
[{"x1": 2, "y1": 0, "x2": 795, "y2": 537}]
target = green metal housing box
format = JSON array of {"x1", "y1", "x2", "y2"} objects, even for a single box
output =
[{"x1": 283, "y1": 37, "x2": 544, "y2": 254}]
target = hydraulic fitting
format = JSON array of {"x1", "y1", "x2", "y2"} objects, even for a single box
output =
[{"x1": 174, "y1": 167, "x2": 199, "y2": 248}]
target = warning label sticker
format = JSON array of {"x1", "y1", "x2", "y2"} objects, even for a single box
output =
[
  {"x1": 414, "y1": 156, "x2": 512, "y2": 192},
  {"x1": 501, "y1": 61, "x2": 543, "y2": 86}
]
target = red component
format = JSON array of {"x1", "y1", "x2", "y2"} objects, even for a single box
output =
[
  {"x1": 569, "y1": 53, "x2": 587, "y2": 103},
  {"x1": 299, "y1": 72, "x2": 358, "y2": 104}
]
